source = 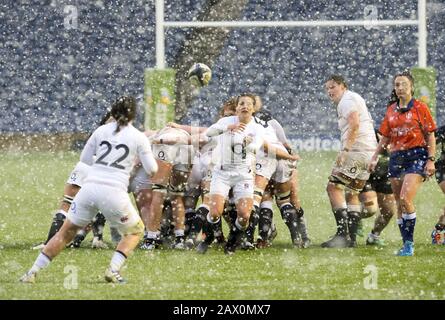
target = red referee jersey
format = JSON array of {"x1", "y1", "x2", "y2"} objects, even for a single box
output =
[{"x1": 379, "y1": 99, "x2": 436, "y2": 152}]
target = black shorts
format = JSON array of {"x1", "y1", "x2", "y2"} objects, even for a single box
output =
[
  {"x1": 435, "y1": 159, "x2": 445, "y2": 184},
  {"x1": 361, "y1": 159, "x2": 393, "y2": 195}
]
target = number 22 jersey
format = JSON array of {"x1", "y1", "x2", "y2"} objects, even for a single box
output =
[{"x1": 80, "y1": 121, "x2": 157, "y2": 191}]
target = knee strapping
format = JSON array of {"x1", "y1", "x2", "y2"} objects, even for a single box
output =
[
  {"x1": 276, "y1": 190, "x2": 291, "y2": 202},
  {"x1": 254, "y1": 188, "x2": 264, "y2": 199},
  {"x1": 152, "y1": 183, "x2": 168, "y2": 193},
  {"x1": 62, "y1": 195, "x2": 74, "y2": 205},
  {"x1": 167, "y1": 183, "x2": 186, "y2": 196}
]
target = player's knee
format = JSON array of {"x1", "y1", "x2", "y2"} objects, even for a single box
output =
[
  {"x1": 361, "y1": 201, "x2": 378, "y2": 218},
  {"x1": 122, "y1": 220, "x2": 145, "y2": 237}
]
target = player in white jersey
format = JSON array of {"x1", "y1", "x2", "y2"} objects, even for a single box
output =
[
  {"x1": 32, "y1": 112, "x2": 115, "y2": 251},
  {"x1": 20, "y1": 96, "x2": 158, "y2": 284},
  {"x1": 322, "y1": 75, "x2": 377, "y2": 248},
  {"x1": 196, "y1": 93, "x2": 266, "y2": 255},
  {"x1": 141, "y1": 126, "x2": 193, "y2": 249},
  {"x1": 168, "y1": 98, "x2": 239, "y2": 247},
  {"x1": 249, "y1": 96, "x2": 309, "y2": 249}
]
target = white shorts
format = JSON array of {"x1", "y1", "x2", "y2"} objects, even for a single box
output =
[
  {"x1": 209, "y1": 168, "x2": 254, "y2": 201},
  {"x1": 66, "y1": 162, "x2": 91, "y2": 187},
  {"x1": 68, "y1": 183, "x2": 142, "y2": 235},
  {"x1": 255, "y1": 156, "x2": 278, "y2": 180},
  {"x1": 332, "y1": 151, "x2": 373, "y2": 182},
  {"x1": 128, "y1": 165, "x2": 152, "y2": 194},
  {"x1": 271, "y1": 159, "x2": 293, "y2": 183}
]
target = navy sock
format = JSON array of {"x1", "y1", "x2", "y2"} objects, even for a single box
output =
[
  {"x1": 397, "y1": 218, "x2": 405, "y2": 243},
  {"x1": 402, "y1": 213, "x2": 416, "y2": 243}
]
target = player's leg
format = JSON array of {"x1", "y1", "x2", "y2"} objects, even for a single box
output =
[
  {"x1": 129, "y1": 164, "x2": 152, "y2": 248},
  {"x1": 274, "y1": 179, "x2": 301, "y2": 247},
  {"x1": 322, "y1": 175, "x2": 349, "y2": 248},
  {"x1": 345, "y1": 190, "x2": 362, "y2": 247},
  {"x1": 396, "y1": 173, "x2": 423, "y2": 256},
  {"x1": 143, "y1": 158, "x2": 172, "y2": 250},
  {"x1": 91, "y1": 212, "x2": 108, "y2": 248},
  {"x1": 169, "y1": 166, "x2": 191, "y2": 249},
  {"x1": 40, "y1": 183, "x2": 80, "y2": 248},
  {"x1": 432, "y1": 163, "x2": 445, "y2": 243},
  {"x1": 196, "y1": 194, "x2": 226, "y2": 254},
  {"x1": 256, "y1": 183, "x2": 275, "y2": 248},
  {"x1": 196, "y1": 169, "x2": 230, "y2": 254},
  {"x1": 100, "y1": 189, "x2": 145, "y2": 283},
  {"x1": 366, "y1": 192, "x2": 395, "y2": 246},
  {"x1": 224, "y1": 172, "x2": 255, "y2": 255},
  {"x1": 184, "y1": 155, "x2": 203, "y2": 238},
  {"x1": 21, "y1": 186, "x2": 95, "y2": 283},
  {"x1": 242, "y1": 174, "x2": 269, "y2": 249},
  {"x1": 288, "y1": 168, "x2": 310, "y2": 248}
]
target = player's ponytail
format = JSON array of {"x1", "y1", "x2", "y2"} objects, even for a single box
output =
[{"x1": 111, "y1": 96, "x2": 136, "y2": 133}]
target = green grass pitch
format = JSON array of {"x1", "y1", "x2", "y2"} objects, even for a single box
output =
[{"x1": 0, "y1": 151, "x2": 444, "y2": 300}]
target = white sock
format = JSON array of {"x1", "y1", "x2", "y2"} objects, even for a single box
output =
[
  {"x1": 30, "y1": 252, "x2": 51, "y2": 274},
  {"x1": 369, "y1": 232, "x2": 379, "y2": 240},
  {"x1": 146, "y1": 230, "x2": 160, "y2": 239},
  {"x1": 174, "y1": 229, "x2": 184, "y2": 237},
  {"x1": 402, "y1": 212, "x2": 416, "y2": 220},
  {"x1": 110, "y1": 251, "x2": 127, "y2": 272},
  {"x1": 235, "y1": 219, "x2": 245, "y2": 231}
]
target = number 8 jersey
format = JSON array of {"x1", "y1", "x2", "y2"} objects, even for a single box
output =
[{"x1": 80, "y1": 121, "x2": 157, "y2": 191}]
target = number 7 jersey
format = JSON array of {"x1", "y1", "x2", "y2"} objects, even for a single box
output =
[{"x1": 80, "y1": 121, "x2": 157, "y2": 191}]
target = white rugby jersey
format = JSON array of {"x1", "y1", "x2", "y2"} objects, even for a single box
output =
[
  {"x1": 337, "y1": 90, "x2": 377, "y2": 151},
  {"x1": 206, "y1": 115, "x2": 265, "y2": 171},
  {"x1": 253, "y1": 113, "x2": 288, "y2": 156},
  {"x1": 80, "y1": 122, "x2": 157, "y2": 191}
]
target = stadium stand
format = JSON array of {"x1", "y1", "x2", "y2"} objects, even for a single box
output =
[{"x1": 0, "y1": 0, "x2": 443, "y2": 145}]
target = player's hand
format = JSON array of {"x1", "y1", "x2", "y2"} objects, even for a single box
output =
[
  {"x1": 336, "y1": 151, "x2": 347, "y2": 166},
  {"x1": 288, "y1": 158, "x2": 299, "y2": 169},
  {"x1": 228, "y1": 123, "x2": 246, "y2": 133},
  {"x1": 243, "y1": 135, "x2": 253, "y2": 145},
  {"x1": 424, "y1": 160, "x2": 435, "y2": 178},
  {"x1": 367, "y1": 156, "x2": 378, "y2": 173},
  {"x1": 167, "y1": 122, "x2": 179, "y2": 128}
]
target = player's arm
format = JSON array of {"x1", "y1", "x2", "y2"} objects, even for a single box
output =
[
  {"x1": 436, "y1": 125, "x2": 445, "y2": 144},
  {"x1": 262, "y1": 141, "x2": 299, "y2": 161},
  {"x1": 167, "y1": 122, "x2": 207, "y2": 134},
  {"x1": 79, "y1": 132, "x2": 97, "y2": 165},
  {"x1": 368, "y1": 135, "x2": 390, "y2": 172},
  {"x1": 139, "y1": 139, "x2": 158, "y2": 177},
  {"x1": 205, "y1": 119, "x2": 245, "y2": 137},
  {"x1": 269, "y1": 119, "x2": 290, "y2": 145},
  {"x1": 425, "y1": 131, "x2": 436, "y2": 177},
  {"x1": 343, "y1": 111, "x2": 359, "y2": 151}
]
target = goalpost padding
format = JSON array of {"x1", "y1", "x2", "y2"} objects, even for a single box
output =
[
  {"x1": 411, "y1": 67, "x2": 437, "y2": 119},
  {"x1": 144, "y1": 68, "x2": 176, "y2": 130}
]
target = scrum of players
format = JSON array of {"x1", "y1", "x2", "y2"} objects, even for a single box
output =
[{"x1": 20, "y1": 72, "x2": 443, "y2": 283}]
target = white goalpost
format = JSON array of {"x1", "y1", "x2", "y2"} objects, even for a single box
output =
[{"x1": 154, "y1": 0, "x2": 427, "y2": 69}]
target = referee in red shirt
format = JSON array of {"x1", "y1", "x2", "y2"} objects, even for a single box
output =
[{"x1": 369, "y1": 71, "x2": 437, "y2": 256}]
